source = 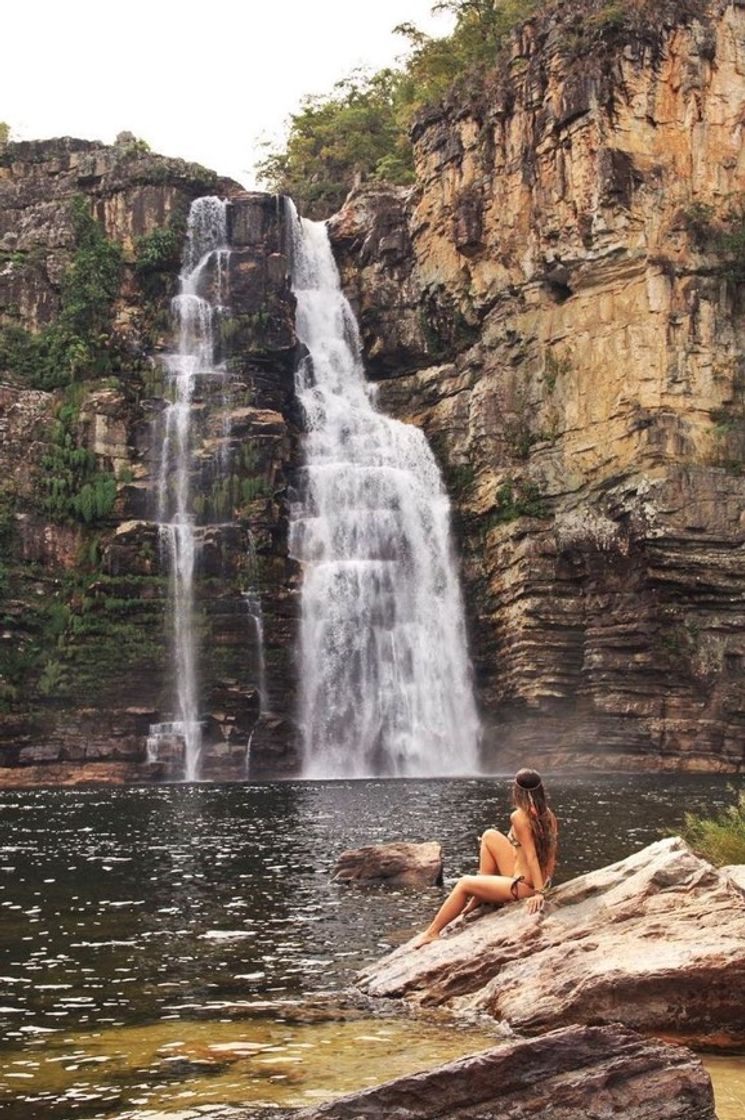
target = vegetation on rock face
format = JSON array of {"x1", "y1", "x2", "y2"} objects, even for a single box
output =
[
  {"x1": 257, "y1": 0, "x2": 538, "y2": 216},
  {"x1": 0, "y1": 195, "x2": 123, "y2": 390},
  {"x1": 40, "y1": 395, "x2": 118, "y2": 525},
  {"x1": 681, "y1": 792, "x2": 745, "y2": 866},
  {"x1": 683, "y1": 197, "x2": 745, "y2": 286},
  {"x1": 489, "y1": 478, "x2": 550, "y2": 524},
  {"x1": 557, "y1": 0, "x2": 704, "y2": 59}
]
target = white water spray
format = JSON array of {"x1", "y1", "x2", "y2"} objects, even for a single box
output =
[
  {"x1": 148, "y1": 197, "x2": 229, "y2": 782},
  {"x1": 287, "y1": 204, "x2": 480, "y2": 778}
]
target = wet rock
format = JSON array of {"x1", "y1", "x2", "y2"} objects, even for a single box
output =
[
  {"x1": 290, "y1": 1025, "x2": 715, "y2": 1120},
  {"x1": 0, "y1": 762, "x2": 155, "y2": 787},
  {"x1": 333, "y1": 841, "x2": 443, "y2": 888},
  {"x1": 358, "y1": 838, "x2": 745, "y2": 1047}
]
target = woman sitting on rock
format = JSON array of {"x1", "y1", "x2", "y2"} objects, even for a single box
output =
[{"x1": 413, "y1": 768, "x2": 558, "y2": 947}]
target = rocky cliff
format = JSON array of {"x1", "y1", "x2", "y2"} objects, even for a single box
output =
[
  {"x1": 0, "y1": 136, "x2": 300, "y2": 782},
  {"x1": 329, "y1": 0, "x2": 745, "y2": 772},
  {"x1": 2, "y1": 0, "x2": 745, "y2": 783}
]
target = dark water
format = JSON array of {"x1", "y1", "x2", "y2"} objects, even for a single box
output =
[{"x1": 0, "y1": 774, "x2": 742, "y2": 1117}]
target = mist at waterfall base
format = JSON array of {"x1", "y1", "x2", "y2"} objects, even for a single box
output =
[
  {"x1": 1, "y1": 774, "x2": 742, "y2": 1118},
  {"x1": 288, "y1": 207, "x2": 480, "y2": 779}
]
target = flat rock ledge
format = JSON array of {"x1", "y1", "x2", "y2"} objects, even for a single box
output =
[
  {"x1": 357, "y1": 837, "x2": 745, "y2": 1047},
  {"x1": 333, "y1": 841, "x2": 443, "y2": 887},
  {"x1": 291, "y1": 1025, "x2": 715, "y2": 1120}
]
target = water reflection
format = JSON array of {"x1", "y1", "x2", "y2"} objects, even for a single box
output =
[{"x1": 0, "y1": 774, "x2": 742, "y2": 1117}]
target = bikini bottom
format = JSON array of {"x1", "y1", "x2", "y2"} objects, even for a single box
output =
[
  {"x1": 510, "y1": 875, "x2": 526, "y2": 901},
  {"x1": 511, "y1": 875, "x2": 552, "y2": 901}
]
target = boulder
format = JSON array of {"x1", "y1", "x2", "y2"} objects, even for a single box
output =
[
  {"x1": 357, "y1": 838, "x2": 745, "y2": 1047},
  {"x1": 291, "y1": 1025, "x2": 715, "y2": 1120},
  {"x1": 333, "y1": 841, "x2": 443, "y2": 888},
  {"x1": 723, "y1": 865, "x2": 745, "y2": 894}
]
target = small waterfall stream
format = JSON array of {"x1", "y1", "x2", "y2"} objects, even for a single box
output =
[
  {"x1": 288, "y1": 205, "x2": 480, "y2": 777},
  {"x1": 147, "y1": 197, "x2": 229, "y2": 782}
]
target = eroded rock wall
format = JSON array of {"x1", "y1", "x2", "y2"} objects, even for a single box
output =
[
  {"x1": 329, "y1": 1, "x2": 745, "y2": 771},
  {"x1": 0, "y1": 138, "x2": 300, "y2": 782}
]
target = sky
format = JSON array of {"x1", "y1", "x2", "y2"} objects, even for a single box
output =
[{"x1": 2, "y1": 0, "x2": 454, "y2": 188}]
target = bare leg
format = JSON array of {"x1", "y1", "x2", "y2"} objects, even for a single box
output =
[
  {"x1": 479, "y1": 829, "x2": 515, "y2": 875},
  {"x1": 462, "y1": 830, "x2": 515, "y2": 916},
  {"x1": 413, "y1": 874, "x2": 534, "y2": 947}
]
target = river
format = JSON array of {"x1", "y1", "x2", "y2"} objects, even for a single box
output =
[{"x1": 1, "y1": 774, "x2": 743, "y2": 1117}]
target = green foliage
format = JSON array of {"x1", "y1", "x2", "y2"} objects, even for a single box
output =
[
  {"x1": 0, "y1": 121, "x2": 9, "y2": 146},
  {"x1": 29, "y1": 572, "x2": 167, "y2": 704},
  {"x1": 558, "y1": 0, "x2": 703, "y2": 59},
  {"x1": 241, "y1": 476, "x2": 272, "y2": 503},
  {"x1": 681, "y1": 201, "x2": 716, "y2": 246},
  {"x1": 446, "y1": 462, "x2": 476, "y2": 496},
  {"x1": 708, "y1": 360, "x2": 745, "y2": 472},
  {"x1": 0, "y1": 487, "x2": 15, "y2": 552},
  {"x1": 680, "y1": 791, "x2": 745, "y2": 866},
  {"x1": 134, "y1": 226, "x2": 183, "y2": 274},
  {"x1": 38, "y1": 658, "x2": 67, "y2": 697},
  {"x1": 397, "y1": 0, "x2": 538, "y2": 111},
  {"x1": 257, "y1": 1, "x2": 538, "y2": 216},
  {"x1": 0, "y1": 195, "x2": 123, "y2": 389},
  {"x1": 40, "y1": 398, "x2": 118, "y2": 525},
  {"x1": 544, "y1": 348, "x2": 573, "y2": 392},
  {"x1": 114, "y1": 131, "x2": 152, "y2": 156},
  {"x1": 682, "y1": 196, "x2": 745, "y2": 284},
  {"x1": 488, "y1": 479, "x2": 550, "y2": 525},
  {"x1": 194, "y1": 470, "x2": 272, "y2": 521},
  {"x1": 257, "y1": 68, "x2": 415, "y2": 218}
]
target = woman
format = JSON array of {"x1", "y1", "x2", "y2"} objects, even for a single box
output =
[{"x1": 413, "y1": 768, "x2": 558, "y2": 947}]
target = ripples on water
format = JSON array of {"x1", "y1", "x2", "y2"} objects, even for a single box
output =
[{"x1": 0, "y1": 774, "x2": 742, "y2": 1117}]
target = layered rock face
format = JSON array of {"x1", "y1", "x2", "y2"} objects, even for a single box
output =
[
  {"x1": 330, "y1": 0, "x2": 745, "y2": 771},
  {"x1": 0, "y1": 137, "x2": 300, "y2": 781}
]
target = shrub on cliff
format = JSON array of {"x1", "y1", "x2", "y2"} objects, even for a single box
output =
[
  {"x1": 41, "y1": 398, "x2": 118, "y2": 525},
  {"x1": 0, "y1": 196, "x2": 122, "y2": 389},
  {"x1": 257, "y1": 68, "x2": 414, "y2": 219},
  {"x1": 681, "y1": 792, "x2": 745, "y2": 867},
  {"x1": 257, "y1": 0, "x2": 538, "y2": 217}
]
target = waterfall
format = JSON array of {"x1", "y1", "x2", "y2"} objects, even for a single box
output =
[
  {"x1": 148, "y1": 197, "x2": 229, "y2": 782},
  {"x1": 287, "y1": 204, "x2": 481, "y2": 778},
  {"x1": 243, "y1": 589, "x2": 267, "y2": 710}
]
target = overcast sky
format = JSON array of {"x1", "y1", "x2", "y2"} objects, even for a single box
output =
[{"x1": 2, "y1": 0, "x2": 454, "y2": 188}]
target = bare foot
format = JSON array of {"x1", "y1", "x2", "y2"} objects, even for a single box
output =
[{"x1": 411, "y1": 929, "x2": 440, "y2": 949}]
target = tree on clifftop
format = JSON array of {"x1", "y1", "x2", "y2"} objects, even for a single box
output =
[{"x1": 256, "y1": 0, "x2": 538, "y2": 217}]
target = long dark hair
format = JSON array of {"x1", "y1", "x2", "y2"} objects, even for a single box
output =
[{"x1": 512, "y1": 768, "x2": 556, "y2": 873}]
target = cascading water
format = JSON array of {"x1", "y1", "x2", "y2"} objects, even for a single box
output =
[
  {"x1": 147, "y1": 197, "x2": 229, "y2": 782},
  {"x1": 287, "y1": 204, "x2": 480, "y2": 778}
]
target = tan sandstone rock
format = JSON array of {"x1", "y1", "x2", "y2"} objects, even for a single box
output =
[
  {"x1": 292, "y1": 1025, "x2": 715, "y2": 1120},
  {"x1": 357, "y1": 837, "x2": 745, "y2": 1047},
  {"x1": 333, "y1": 842, "x2": 444, "y2": 888}
]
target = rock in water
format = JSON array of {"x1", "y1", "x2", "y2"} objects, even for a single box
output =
[
  {"x1": 357, "y1": 837, "x2": 745, "y2": 1046},
  {"x1": 333, "y1": 842, "x2": 443, "y2": 887},
  {"x1": 291, "y1": 1025, "x2": 715, "y2": 1120}
]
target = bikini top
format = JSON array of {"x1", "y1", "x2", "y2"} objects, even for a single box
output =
[{"x1": 507, "y1": 826, "x2": 521, "y2": 848}]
